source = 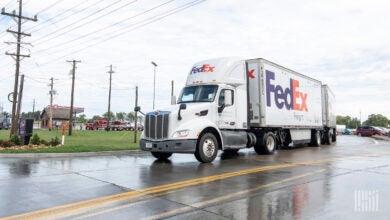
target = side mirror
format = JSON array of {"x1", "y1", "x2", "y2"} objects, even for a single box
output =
[
  {"x1": 218, "y1": 104, "x2": 225, "y2": 113},
  {"x1": 225, "y1": 90, "x2": 233, "y2": 106},
  {"x1": 178, "y1": 104, "x2": 186, "y2": 120},
  {"x1": 134, "y1": 106, "x2": 145, "y2": 116}
]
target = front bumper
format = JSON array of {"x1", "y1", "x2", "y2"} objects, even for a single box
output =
[{"x1": 140, "y1": 138, "x2": 197, "y2": 153}]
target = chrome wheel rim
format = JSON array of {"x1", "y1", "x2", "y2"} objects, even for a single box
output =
[
  {"x1": 317, "y1": 133, "x2": 321, "y2": 145},
  {"x1": 202, "y1": 138, "x2": 215, "y2": 157},
  {"x1": 266, "y1": 136, "x2": 275, "y2": 151}
]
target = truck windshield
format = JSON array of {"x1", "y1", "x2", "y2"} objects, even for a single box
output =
[{"x1": 178, "y1": 85, "x2": 218, "y2": 103}]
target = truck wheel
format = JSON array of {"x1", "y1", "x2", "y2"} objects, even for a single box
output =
[
  {"x1": 254, "y1": 132, "x2": 276, "y2": 154},
  {"x1": 151, "y1": 152, "x2": 172, "y2": 160},
  {"x1": 195, "y1": 133, "x2": 219, "y2": 163},
  {"x1": 311, "y1": 131, "x2": 321, "y2": 147}
]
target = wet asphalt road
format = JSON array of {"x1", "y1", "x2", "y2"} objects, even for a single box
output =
[{"x1": 0, "y1": 135, "x2": 389, "y2": 220}]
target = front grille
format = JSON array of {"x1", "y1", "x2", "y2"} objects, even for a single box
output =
[{"x1": 145, "y1": 112, "x2": 170, "y2": 139}]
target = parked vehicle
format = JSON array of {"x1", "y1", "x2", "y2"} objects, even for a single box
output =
[
  {"x1": 356, "y1": 126, "x2": 386, "y2": 136},
  {"x1": 138, "y1": 57, "x2": 336, "y2": 163},
  {"x1": 375, "y1": 127, "x2": 389, "y2": 136},
  {"x1": 0, "y1": 118, "x2": 10, "y2": 130},
  {"x1": 86, "y1": 120, "x2": 94, "y2": 130},
  {"x1": 93, "y1": 119, "x2": 108, "y2": 130},
  {"x1": 122, "y1": 122, "x2": 134, "y2": 131},
  {"x1": 109, "y1": 120, "x2": 125, "y2": 131}
]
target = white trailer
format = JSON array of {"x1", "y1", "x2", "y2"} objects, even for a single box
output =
[{"x1": 138, "y1": 58, "x2": 336, "y2": 163}]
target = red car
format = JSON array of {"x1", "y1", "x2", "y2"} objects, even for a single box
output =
[{"x1": 356, "y1": 126, "x2": 386, "y2": 136}]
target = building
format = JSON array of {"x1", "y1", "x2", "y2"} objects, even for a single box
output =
[{"x1": 40, "y1": 105, "x2": 84, "y2": 129}]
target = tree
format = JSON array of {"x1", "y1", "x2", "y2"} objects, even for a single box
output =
[
  {"x1": 137, "y1": 115, "x2": 144, "y2": 122},
  {"x1": 364, "y1": 114, "x2": 389, "y2": 127},
  {"x1": 102, "y1": 111, "x2": 114, "y2": 120},
  {"x1": 116, "y1": 112, "x2": 126, "y2": 120},
  {"x1": 20, "y1": 111, "x2": 41, "y2": 120},
  {"x1": 92, "y1": 115, "x2": 102, "y2": 120},
  {"x1": 2, "y1": 111, "x2": 10, "y2": 118},
  {"x1": 78, "y1": 114, "x2": 87, "y2": 123},
  {"x1": 336, "y1": 115, "x2": 361, "y2": 128},
  {"x1": 126, "y1": 112, "x2": 135, "y2": 122}
]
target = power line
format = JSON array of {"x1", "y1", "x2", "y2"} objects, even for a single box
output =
[
  {"x1": 33, "y1": 0, "x2": 126, "y2": 45},
  {"x1": 34, "y1": 0, "x2": 205, "y2": 65},
  {"x1": 26, "y1": 0, "x2": 101, "y2": 33},
  {"x1": 34, "y1": 0, "x2": 174, "y2": 54},
  {"x1": 35, "y1": 0, "x2": 63, "y2": 15}
]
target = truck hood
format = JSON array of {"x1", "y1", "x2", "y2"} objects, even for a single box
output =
[{"x1": 152, "y1": 102, "x2": 213, "y2": 120}]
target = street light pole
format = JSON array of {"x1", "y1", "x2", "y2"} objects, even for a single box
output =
[{"x1": 151, "y1": 61, "x2": 158, "y2": 110}]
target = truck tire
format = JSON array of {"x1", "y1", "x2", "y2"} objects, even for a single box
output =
[
  {"x1": 310, "y1": 131, "x2": 321, "y2": 147},
  {"x1": 254, "y1": 132, "x2": 276, "y2": 155},
  {"x1": 195, "y1": 133, "x2": 219, "y2": 163},
  {"x1": 151, "y1": 152, "x2": 172, "y2": 160}
]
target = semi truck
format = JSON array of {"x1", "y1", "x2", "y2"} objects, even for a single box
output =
[{"x1": 139, "y1": 57, "x2": 336, "y2": 163}]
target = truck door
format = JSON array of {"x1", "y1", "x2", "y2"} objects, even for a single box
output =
[{"x1": 217, "y1": 88, "x2": 236, "y2": 129}]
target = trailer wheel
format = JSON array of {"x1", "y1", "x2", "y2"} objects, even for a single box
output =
[
  {"x1": 151, "y1": 152, "x2": 172, "y2": 160},
  {"x1": 332, "y1": 130, "x2": 337, "y2": 142},
  {"x1": 325, "y1": 131, "x2": 332, "y2": 145},
  {"x1": 254, "y1": 132, "x2": 276, "y2": 154},
  {"x1": 195, "y1": 133, "x2": 219, "y2": 163},
  {"x1": 311, "y1": 131, "x2": 321, "y2": 147}
]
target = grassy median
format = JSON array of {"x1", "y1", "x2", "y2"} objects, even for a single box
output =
[{"x1": 0, "y1": 129, "x2": 141, "y2": 153}]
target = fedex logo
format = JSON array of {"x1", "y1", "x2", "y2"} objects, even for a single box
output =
[
  {"x1": 191, "y1": 64, "x2": 215, "y2": 74},
  {"x1": 266, "y1": 70, "x2": 308, "y2": 112}
]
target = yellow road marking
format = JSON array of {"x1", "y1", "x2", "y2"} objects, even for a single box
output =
[
  {"x1": 142, "y1": 169, "x2": 327, "y2": 220},
  {"x1": 2, "y1": 151, "x2": 389, "y2": 220}
]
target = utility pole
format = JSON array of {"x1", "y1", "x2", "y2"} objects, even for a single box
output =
[
  {"x1": 49, "y1": 77, "x2": 54, "y2": 131},
  {"x1": 134, "y1": 86, "x2": 138, "y2": 143},
  {"x1": 2, "y1": 0, "x2": 37, "y2": 136},
  {"x1": 15, "y1": 74, "x2": 24, "y2": 134},
  {"x1": 32, "y1": 99, "x2": 35, "y2": 119},
  {"x1": 67, "y1": 60, "x2": 81, "y2": 136},
  {"x1": 171, "y1": 80, "x2": 175, "y2": 105},
  {"x1": 107, "y1": 65, "x2": 114, "y2": 131},
  {"x1": 151, "y1": 61, "x2": 158, "y2": 110}
]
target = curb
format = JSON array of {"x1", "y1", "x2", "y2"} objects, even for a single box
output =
[{"x1": 0, "y1": 150, "x2": 147, "y2": 158}]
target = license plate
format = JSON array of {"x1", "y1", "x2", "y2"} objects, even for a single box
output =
[{"x1": 145, "y1": 142, "x2": 152, "y2": 149}]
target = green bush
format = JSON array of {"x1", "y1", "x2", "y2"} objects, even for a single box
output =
[
  {"x1": 9, "y1": 135, "x2": 20, "y2": 146},
  {"x1": 30, "y1": 134, "x2": 41, "y2": 145},
  {"x1": 50, "y1": 136, "x2": 61, "y2": 146},
  {"x1": 40, "y1": 139, "x2": 49, "y2": 146},
  {"x1": 0, "y1": 139, "x2": 4, "y2": 147},
  {"x1": 2, "y1": 141, "x2": 12, "y2": 148}
]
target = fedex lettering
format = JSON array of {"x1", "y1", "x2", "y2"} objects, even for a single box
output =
[
  {"x1": 191, "y1": 64, "x2": 215, "y2": 74},
  {"x1": 266, "y1": 70, "x2": 308, "y2": 112}
]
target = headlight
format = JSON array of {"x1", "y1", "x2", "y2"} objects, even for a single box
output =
[{"x1": 172, "y1": 130, "x2": 190, "y2": 138}]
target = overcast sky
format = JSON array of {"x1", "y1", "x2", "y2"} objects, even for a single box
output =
[{"x1": 0, "y1": 0, "x2": 389, "y2": 121}]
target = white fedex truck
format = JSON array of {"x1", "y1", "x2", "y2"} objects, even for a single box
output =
[{"x1": 138, "y1": 58, "x2": 336, "y2": 163}]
